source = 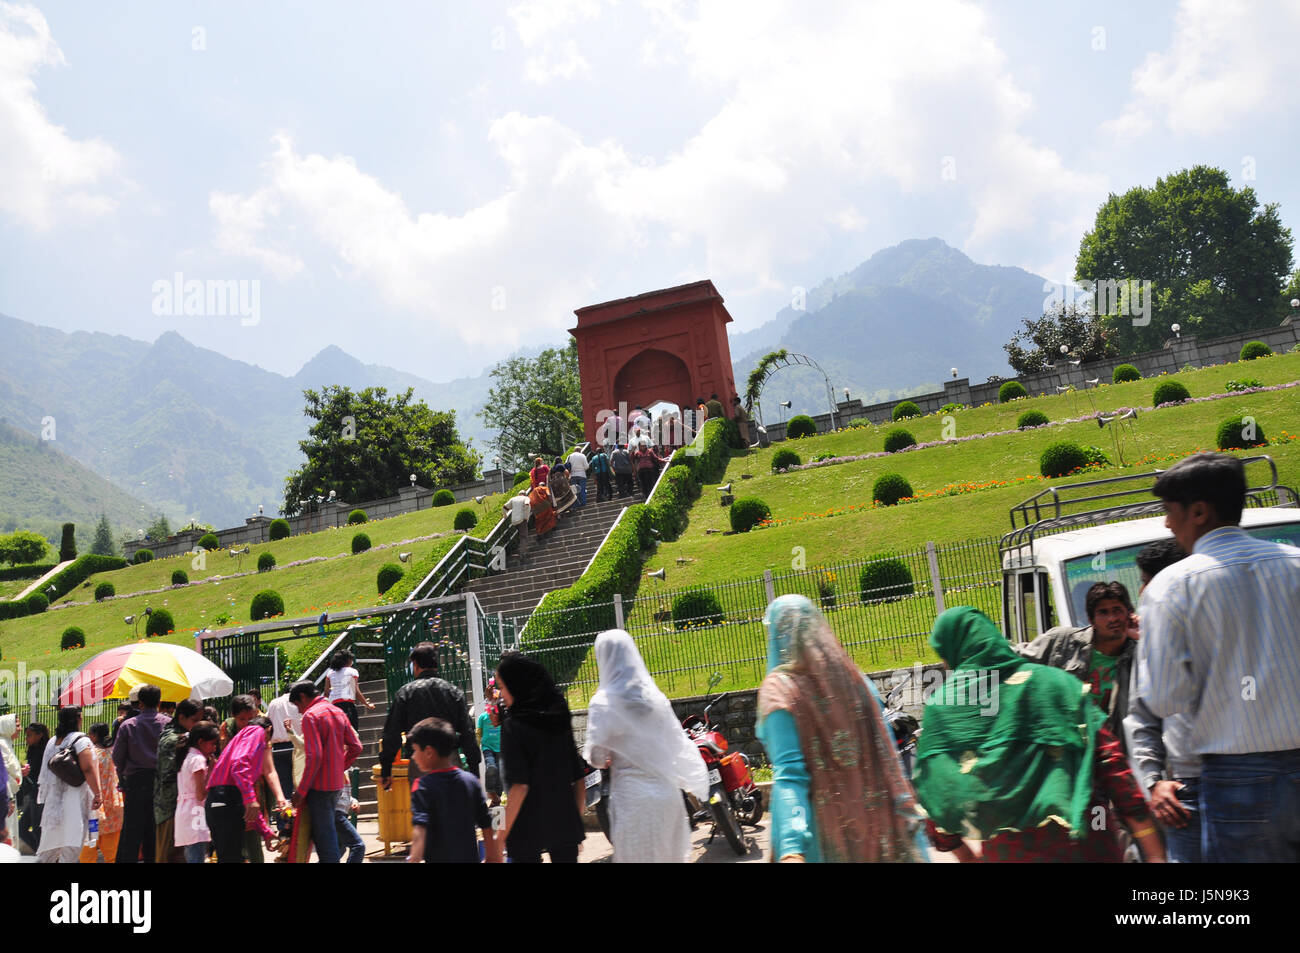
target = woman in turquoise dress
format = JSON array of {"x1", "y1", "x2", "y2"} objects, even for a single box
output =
[{"x1": 755, "y1": 594, "x2": 928, "y2": 863}]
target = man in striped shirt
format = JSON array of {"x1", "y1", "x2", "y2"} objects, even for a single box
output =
[
  {"x1": 1135, "y1": 452, "x2": 1300, "y2": 862},
  {"x1": 289, "y1": 680, "x2": 363, "y2": 864}
]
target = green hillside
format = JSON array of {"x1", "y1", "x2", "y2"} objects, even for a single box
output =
[
  {"x1": 0, "y1": 492, "x2": 512, "y2": 674},
  {"x1": 0, "y1": 420, "x2": 154, "y2": 551}
]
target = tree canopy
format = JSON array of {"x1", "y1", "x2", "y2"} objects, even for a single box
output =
[
  {"x1": 1075, "y1": 165, "x2": 1294, "y2": 353},
  {"x1": 1004, "y1": 303, "x2": 1116, "y2": 375},
  {"x1": 282, "y1": 386, "x2": 479, "y2": 516},
  {"x1": 90, "y1": 514, "x2": 118, "y2": 556},
  {"x1": 479, "y1": 342, "x2": 583, "y2": 470},
  {"x1": 0, "y1": 530, "x2": 49, "y2": 565}
]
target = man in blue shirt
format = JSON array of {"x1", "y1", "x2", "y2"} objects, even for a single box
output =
[{"x1": 1136, "y1": 452, "x2": 1300, "y2": 862}]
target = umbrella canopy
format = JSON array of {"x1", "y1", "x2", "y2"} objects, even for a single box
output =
[{"x1": 59, "y1": 641, "x2": 234, "y2": 706}]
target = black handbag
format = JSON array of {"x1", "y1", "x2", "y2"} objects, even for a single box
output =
[{"x1": 48, "y1": 733, "x2": 86, "y2": 787}]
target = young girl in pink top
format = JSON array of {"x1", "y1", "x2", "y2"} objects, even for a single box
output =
[{"x1": 176, "y1": 722, "x2": 220, "y2": 863}]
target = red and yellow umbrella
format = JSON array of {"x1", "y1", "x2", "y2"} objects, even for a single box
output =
[{"x1": 59, "y1": 641, "x2": 235, "y2": 706}]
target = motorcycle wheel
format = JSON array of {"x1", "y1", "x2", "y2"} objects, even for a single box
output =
[
  {"x1": 734, "y1": 787, "x2": 764, "y2": 827},
  {"x1": 709, "y1": 788, "x2": 747, "y2": 855}
]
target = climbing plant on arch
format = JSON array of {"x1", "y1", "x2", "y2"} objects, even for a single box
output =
[{"x1": 743, "y1": 350, "x2": 840, "y2": 429}]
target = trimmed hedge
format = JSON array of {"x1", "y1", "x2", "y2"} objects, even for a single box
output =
[
  {"x1": 1040, "y1": 441, "x2": 1090, "y2": 478},
  {"x1": 453, "y1": 508, "x2": 479, "y2": 532},
  {"x1": 1216, "y1": 415, "x2": 1266, "y2": 450},
  {"x1": 43, "y1": 554, "x2": 128, "y2": 601},
  {"x1": 432, "y1": 489, "x2": 456, "y2": 507},
  {"x1": 729, "y1": 497, "x2": 772, "y2": 533},
  {"x1": 1112, "y1": 363, "x2": 1141, "y2": 383},
  {"x1": 1017, "y1": 410, "x2": 1049, "y2": 429},
  {"x1": 257, "y1": 552, "x2": 276, "y2": 572},
  {"x1": 785, "y1": 414, "x2": 817, "y2": 439},
  {"x1": 892, "y1": 401, "x2": 921, "y2": 421},
  {"x1": 646, "y1": 465, "x2": 698, "y2": 542},
  {"x1": 0, "y1": 563, "x2": 57, "y2": 582},
  {"x1": 269, "y1": 519, "x2": 291, "y2": 541},
  {"x1": 171, "y1": 569, "x2": 189, "y2": 586},
  {"x1": 1240, "y1": 341, "x2": 1272, "y2": 361},
  {"x1": 59, "y1": 523, "x2": 77, "y2": 562},
  {"x1": 771, "y1": 448, "x2": 802, "y2": 471},
  {"x1": 998, "y1": 381, "x2": 1028, "y2": 402},
  {"x1": 198, "y1": 533, "x2": 220, "y2": 551},
  {"x1": 670, "y1": 418, "x2": 730, "y2": 485},
  {"x1": 250, "y1": 590, "x2": 285, "y2": 621},
  {"x1": 348, "y1": 508, "x2": 368, "y2": 525},
  {"x1": 380, "y1": 536, "x2": 461, "y2": 604},
  {"x1": 26, "y1": 592, "x2": 49, "y2": 613},
  {"x1": 883, "y1": 428, "x2": 916, "y2": 453},
  {"x1": 145, "y1": 608, "x2": 175, "y2": 638},
  {"x1": 872, "y1": 473, "x2": 913, "y2": 506},
  {"x1": 60, "y1": 626, "x2": 86, "y2": 651},
  {"x1": 512, "y1": 471, "x2": 531, "y2": 489},
  {"x1": 672, "y1": 588, "x2": 725, "y2": 629},
  {"x1": 351, "y1": 532, "x2": 372, "y2": 554},
  {"x1": 94, "y1": 582, "x2": 115, "y2": 601},
  {"x1": 133, "y1": 549, "x2": 154, "y2": 564},
  {"x1": 1152, "y1": 380, "x2": 1191, "y2": 406},
  {"x1": 377, "y1": 563, "x2": 404, "y2": 595},
  {"x1": 859, "y1": 558, "x2": 915, "y2": 604}
]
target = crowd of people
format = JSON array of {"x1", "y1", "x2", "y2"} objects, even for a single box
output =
[{"x1": 1, "y1": 452, "x2": 1294, "y2": 864}]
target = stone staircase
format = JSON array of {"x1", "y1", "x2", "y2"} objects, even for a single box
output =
[
  {"x1": 352, "y1": 676, "x2": 387, "y2": 818},
  {"x1": 464, "y1": 496, "x2": 629, "y2": 620}
]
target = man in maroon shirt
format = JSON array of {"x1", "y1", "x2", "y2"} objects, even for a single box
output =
[{"x1": 288, "y1": 680, "x2": 362, "y2": 863}]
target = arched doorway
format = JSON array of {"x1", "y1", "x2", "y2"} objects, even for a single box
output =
[{"x1": 613, "y1": 349, "x2": 693, "y2": 418}]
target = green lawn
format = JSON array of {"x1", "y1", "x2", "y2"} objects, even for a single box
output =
[{"x1": 0, "y1": 491, "x2": 518, "y2": 673}]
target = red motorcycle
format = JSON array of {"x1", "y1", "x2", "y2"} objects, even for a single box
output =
[{"x1": 682, "y1": 688, "x2": 763, "y2": 855}]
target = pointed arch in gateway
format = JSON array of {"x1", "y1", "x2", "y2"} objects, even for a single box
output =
[{"x1": 570, "y1": 280, "x2": 739, "y2": 446}]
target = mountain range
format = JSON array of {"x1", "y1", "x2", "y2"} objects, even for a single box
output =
[{"x1": 0, "y1": 238, "x2": 1048, "y2": 535}]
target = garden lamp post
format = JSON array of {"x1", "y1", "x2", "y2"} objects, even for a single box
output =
[{"x1": 1171, "y1": 323, "x2": 1181, "y2": 341}]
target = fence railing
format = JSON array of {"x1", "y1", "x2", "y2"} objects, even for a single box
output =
[{"x1": 493, "y1": 536, "x2": 1004, "y2": 705}]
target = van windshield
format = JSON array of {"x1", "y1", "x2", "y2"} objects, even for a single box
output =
[{"x1": 1062, "y1": 521, "x2": 1300, "y2": 625}]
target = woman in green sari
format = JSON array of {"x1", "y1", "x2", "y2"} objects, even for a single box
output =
[{"x1": 914, "y1": 606, "x2": 1164, "y2": 862}]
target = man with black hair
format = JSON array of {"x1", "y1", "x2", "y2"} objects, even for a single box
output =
[
  {"x1": 153, "y1": 698, "x2": 203, "y2": 862},
  {"x1": 1136, "y1": 452, "x2": 1300, "y2": 862},
  {"x1": 288, "y1": 680, "x2": 361, "y2": 863},
  {"x1": 111, "y1": 683, "x2": 170, "y2": 862},
  {"x1": 407, "y1": 717, "x2": 501, "y2": 863},
  {"x1": 1016, "y1": 580, "x2": 1138, "y2": 744},
  {"x1": 379, "y1": 642, "x2": 480, "y2": 792}
]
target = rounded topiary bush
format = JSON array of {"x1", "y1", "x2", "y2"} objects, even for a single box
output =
[
  {"x1": 26, "y1": 592, "x2": 48, "y2": 613},
  {"x1": 94, "y1": 582, "x2": 115, "y2": 601},
  {"x1": 785, "y1": 415, "x2": 817, "y2": 439},
  {"x1": 892, "y1": 401, "x2": 921, "y2": 421},
  {"x1": 1112, "y1": 363, "x2": 1141, "y2": 383},
  {"x1": 1240, "y1": 340, "x2": 1272, "y2": 361},
  {"x1": 672, "y1": 587, "x2": 725, "y2": 629},
  {"x1": 257, "y1": 552, "x2": 276, "y2": 573},
  {"x1": 1017, "y1": 410, "x2": 1050, "y2": 429},
  {"x1": 268, "y1": 518, "x2": 291, "y2": 541},
  {"x1": 998, "y1": 380, "x2": 1028, "y2": 402},
  {"x1": 512, "y1": 471, "x2": 530, "y2": 489},
  {"x1": 1040, "y1": 441, "x2": 1090, "y2": 478},
  {"x1": 198, "y1": 533, "x2": 220, "y2": 551},
  {"x1": 61, "y1": 626, "x2": 86, "y2": 651},
  {"x1": 858, "y1": 558, "x2": 915, "y2": 604},
  {"x1": 171, "y1": 569, "x2": 189, "y2": 586},
  {"x1": 377, "y1": 563, "x2": 404, "y2": 595},
  {"x1": 432, "y1": 489, "x2": 456, "y2": 507},
  {"x1": 351, "y1": 532, "x2": 371, "y2": 554},
  {"x1": 771, "y1": 448, "x2": 802, "y2": 471},
  {"x1": 872, "y1": 473, "x2": 913, "y2": 506},
  {"x1": 1216, "y1": 415, "x2": 1266, "y2": 450},
  {"x1": 145, "y1": 608, "x2": 174, "y2": 638},
  {"x1": 939, "y1": 402, "x2": 964, "y2": 414},
  {"x1": 250, "y1": 590, "x2": 285, "y2": 621},
  {"x1": 1153, "y1": 380, "x2": 1191, "y2": 406},
  {"x1": 133, "y1": 549, "x2": 154, "y2": 564},
  {"x1": 883, "y1": 428, "x2": 916, "y2": 453},
  {"x1": 348, "y1": 508, "x2": 368, "y2": 525},
  {"x1": 453, "y1": 508, "x2": 478, "y2": 531},
  {"x1": 729, "y1": 497, "x2": 772, "y2": 533}
]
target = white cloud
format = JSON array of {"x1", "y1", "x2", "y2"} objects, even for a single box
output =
[
  {"x1": 0, "y1": 3, "x2": 120, "y2": 229},
  {"x1": 524, "y1": 38, "x2": 591, "y2": 83},
  {"x1": 212, "y1": 0, "x2": 1109, "y2": 345},
  {"x1": 1105, "y1": 0, "x2": 1300, "y2": 139},
  {"x1": 510, "y1": 0, "x2": 605, "y2": 84}
]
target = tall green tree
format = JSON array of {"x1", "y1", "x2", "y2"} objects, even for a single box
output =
[
  {"x1": 480, "y1": 342, "x2": 583, "y2": 470},
  {"x1": 1004, "y1": 303, "x2": 1116, "y2": 375},
  {"x1": 0, "y1": 530, "x2": 49, "y2": 565},
  {"x1": 1075, "y1": 166, "x2": 1294, "y2": 353},
  {"x1": 90, "y1": 514, "x2": 117, "y2": 556},
  {"x1": 282, "y1": 386, "x2": 479, "y2": 516},
  {"x1": 145, "y1": 515, "x2": 172, "y2": 541}
]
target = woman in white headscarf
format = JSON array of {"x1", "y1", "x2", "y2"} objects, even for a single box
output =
[
  {"x1": 0, "y1": 715, "x2": 20, "y2": 833},
  {"x1": 584, "y1": 630, "x2": 708, "y2": 862}
]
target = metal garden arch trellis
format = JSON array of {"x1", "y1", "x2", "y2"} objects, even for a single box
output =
[{"x1": 743, "y1": 351, "x2": 839, "y2": 432}]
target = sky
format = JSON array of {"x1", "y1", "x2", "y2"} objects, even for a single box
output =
[{"x1": 2, "y1": 0, "x2": 1298, "y2": 382}]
